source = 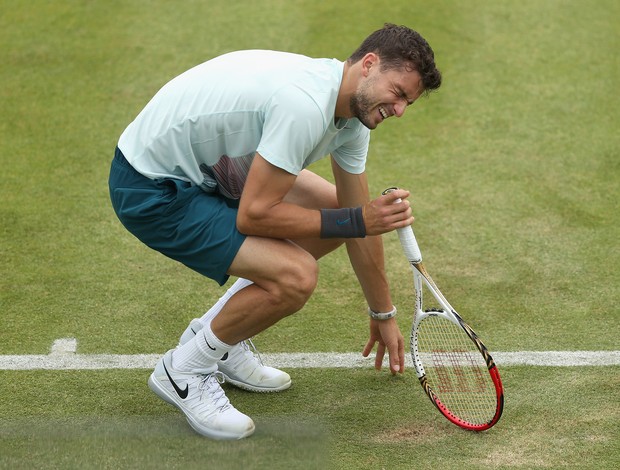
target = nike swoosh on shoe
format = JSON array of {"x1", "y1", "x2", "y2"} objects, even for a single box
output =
[{"x1": 163, "y1": 361, "x2": 189, "y2": 399}]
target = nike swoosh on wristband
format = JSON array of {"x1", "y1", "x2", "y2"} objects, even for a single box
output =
[
  {"x1": 163, "y1": 361, "x2": 189, "y2": 399},
  {"x1": 336, "y1": 218, "x2": 351, "y2": 225}
]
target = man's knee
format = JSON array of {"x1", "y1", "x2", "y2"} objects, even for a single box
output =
[{"x1": 275, "y1": 254, "x2": 318, "y2": 313}]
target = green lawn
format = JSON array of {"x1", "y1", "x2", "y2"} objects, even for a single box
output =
[
  {"x1": 1, "y1": 0, "x2": 618, "y2": 468},
  {"x1": 1, "y1": 367, "x2": 618, "y2": 469}
]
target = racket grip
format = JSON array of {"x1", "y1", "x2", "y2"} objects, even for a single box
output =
[
  {"x1": 396, "y1": 225, "x2": 422, "y2": 263},
  {"x1": 382, "y1": 188, "x2": 422, "y2": 263}
]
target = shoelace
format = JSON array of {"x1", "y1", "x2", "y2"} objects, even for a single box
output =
[
  {"x1": 240, "y1": 338, "x2": 263, "y2": 366},
  {"x1": 197, "y1": 371, "x2": 230, "y2": 411}
]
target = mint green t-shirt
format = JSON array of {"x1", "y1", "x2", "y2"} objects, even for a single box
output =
[{"x1": 118, "y1": 50, "x2": 370, "y2": 200}]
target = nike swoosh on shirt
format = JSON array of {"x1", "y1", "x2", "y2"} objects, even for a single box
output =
[
  {"x1": 163, "y1": 361, "x2": 189, "y2": 399},
  {"x1": 336, "y1": 218, "x2": 351, "y2": 225}
]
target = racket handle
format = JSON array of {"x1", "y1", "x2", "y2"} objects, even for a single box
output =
[
  {"x1": 396, "y1": 225, "x2": 422, "y2": 263},
  {"x1": 382, "y1": 188, "x2": 423, "y2": 263}
]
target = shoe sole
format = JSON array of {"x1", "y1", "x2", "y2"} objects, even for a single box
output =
[
  {"x1": 222, "y1": 373, "x2": 292, "y2": 393},
  {"x1": 148, "y1": 373, "x2": 255, "y2": 440}
]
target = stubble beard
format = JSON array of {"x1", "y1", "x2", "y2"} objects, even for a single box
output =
[{"x1": 350, "y1": 81, "x2": 376, "y2": 130}]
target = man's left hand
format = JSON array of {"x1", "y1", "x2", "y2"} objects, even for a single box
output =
[{"x1": 362, "y1": 317, "x2": 405, "y2": 374}]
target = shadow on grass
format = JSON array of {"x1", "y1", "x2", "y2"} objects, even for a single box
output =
[{"x1": 0, "y1": 415, "x2": 328, "y2": 470}]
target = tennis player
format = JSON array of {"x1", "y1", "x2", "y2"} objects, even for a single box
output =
[{"x1": 108, "y1": 23, "x2": 441, "y2": 439}]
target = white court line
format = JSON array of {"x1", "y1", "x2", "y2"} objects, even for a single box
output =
[{"x1": 0, "y1": 338, "x2": 618, "y2": 370}]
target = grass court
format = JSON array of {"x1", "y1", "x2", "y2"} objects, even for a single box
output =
[{"x1": 1, "y1": 1, "x2": 618, "y2": 468}]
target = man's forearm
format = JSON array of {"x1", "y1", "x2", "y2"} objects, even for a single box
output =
[{"x1": 345, "y1": 235, "x2": 393, "y2": 312}]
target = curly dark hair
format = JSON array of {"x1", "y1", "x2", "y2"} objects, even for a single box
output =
[{"x1": 348, "y1": 23, "x2": 442, "y2": 94}]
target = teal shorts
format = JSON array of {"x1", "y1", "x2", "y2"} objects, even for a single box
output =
[{"x1": 108, "y1": 147, "x2": 245, "y2": 286}]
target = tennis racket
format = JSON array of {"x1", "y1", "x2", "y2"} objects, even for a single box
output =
[{"x1": 383, "y1": 188, "x2": 504, "y2": 431}]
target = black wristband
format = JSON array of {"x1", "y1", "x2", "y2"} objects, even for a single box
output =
[{"x1": 319, "y1": 207, "x2": 366, "y2": 238}]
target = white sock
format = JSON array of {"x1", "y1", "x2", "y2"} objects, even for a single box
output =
[
  {"x1": 171, "y1": 323, "x2": 233, "y2": 373},
  {"x1": 199, "y1": 277, "x2": 253, "y2": 326}
]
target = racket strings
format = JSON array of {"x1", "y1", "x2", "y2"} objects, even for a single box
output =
[{"x1": 416, "y1": 315, "x2": 496, "y2": 425}]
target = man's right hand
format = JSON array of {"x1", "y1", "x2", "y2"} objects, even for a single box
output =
[{"x1": 362, "y1": 188, "x2": 413, "y2": 236}]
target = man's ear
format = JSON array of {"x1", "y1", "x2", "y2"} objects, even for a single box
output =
[{"x1": 361, "y1": 52, "x2": 380, "y2": 77}]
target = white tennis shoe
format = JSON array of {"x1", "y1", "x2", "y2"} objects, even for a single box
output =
[
  {"x1": 179, "y1": 319, "x2": 292, "y2": 393},
  {"x1": 148, "y1": 350, "x2": 255, "y2": 440}
]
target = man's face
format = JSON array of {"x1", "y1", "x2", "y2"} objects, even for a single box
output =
[{"x1": 351, "y1": 64, "x2": 423, "y2": 130}]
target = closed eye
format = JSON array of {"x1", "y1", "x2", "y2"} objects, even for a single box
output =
[{"x1": 396, "y1": 88, "x2": 414, "y2": 106}]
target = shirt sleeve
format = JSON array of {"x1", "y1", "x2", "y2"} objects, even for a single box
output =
[
  {"x1": 257, "y1": 85, "x2": 327, "y2": 175},
  {"x1": 330, "y1": 124, "x2": 370, "y2": 174}
]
